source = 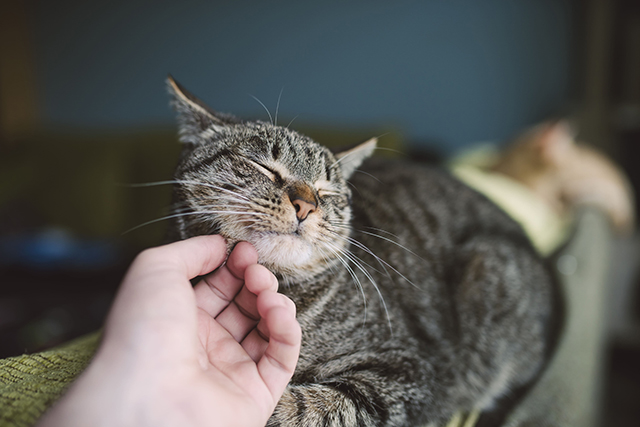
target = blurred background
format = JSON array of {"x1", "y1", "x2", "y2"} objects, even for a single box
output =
[{"x1": 1, "y1": 0, "x2": 639, "y2": 425}]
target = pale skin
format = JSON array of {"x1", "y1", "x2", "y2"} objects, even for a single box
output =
[{"x1": 37, "y1": 235, "x2": 301, "y2": 427}]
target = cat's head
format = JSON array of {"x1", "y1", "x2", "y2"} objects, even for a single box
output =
[{"x1": 167, "y1": 76, "x2": 376, "y2": 283}]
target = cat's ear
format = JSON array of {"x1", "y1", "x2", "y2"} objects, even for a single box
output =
[
  {"x1": 535, "y1": 120, "x2": 576, "y2": 166},
  {"x1": 167, "y1": 75, "x2": 239, "y2": 144},
  {"x1": 334, "y1": 138, "x2": 377, "y2": 179}
]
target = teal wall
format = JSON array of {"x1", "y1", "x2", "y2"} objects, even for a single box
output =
[{"x1": 33, "y1": 0, "x2": 573, "y2": 153}]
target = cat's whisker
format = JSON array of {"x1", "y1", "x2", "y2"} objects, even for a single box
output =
[
  {"x1": 320, "y1": 242, "x2": 368, "y2": 327},
  {"x1": 229, "y1": 218, "x2": 269, "y2": 228},
  {"x1": 345, "y1": 181, "x2": 363, "y2": 197},
  {"x1": 327, "y1": 226, "x2": 423, "y2": 292},
  {"x1": 250, "y1": 94, "x2": 274, "y2": 125},
  {"x1": 325, "y1": 234, "x2": 387, "y2": 276},
  {"x1": 320, "y1": 242, "x2": 374, "y2": 331},
  {"x1": 169, "y1": 201, "x2": 251, "y2": 212},
  {"x1": 126, "y1": 179, "x2": 254, "y2": 203},
  {"x1": 122, "y1": 180, "x2": 194, "y2": 188},
  {"x1": 285, "y1": 115, "x2": 299, "y2": 130},
  {"x1": 170, "y1": 203, "x2": 255, "y2": 216},
  {"x1": 319, "y1": 246, "x2": 340, "y2": 276},
  {"x1": 123, "y1": 211, "x2": 210, "y2": 235},
  {"x1": 345, "y1": 235, "x2": 422, "y2": 292},
  {"x1": 123, "y1": 209, "x2": 267, "y2": 235},
  {"x1": 353, "y1": 169, "x2": 383, "y2": 184},
  {"x1": 183, "y1": 182, "x2": 254, "y2": 203},
  {"x1": 314, "y1": 244, "x2": 341, "y2": 280},
  {"x1": 355, "y1": 230, "x2": 428, "y2": 266},
  {"x1": 372, "y1": 146, "x2": 407, "y2": 156},
  {"x1": 333, "y1": 233, "x2": 396, "y2": 285},
  {"x1": 328, "y1": 235, "x2": 394, "y2": 283},
  {"x1": 330, "y1": 149, "x2": 361, "y2": 169},
  {"x1": 205, "y1": 179, "x2": 249, "y2": 194},
  {"x1": 215, "y1": 210, "x2": 270, "y2": 216},
  {"x1": 275, "y1": 87, "x2": 284, "y2": 127},
  {"x1": 361, "y1": 226, "x2": 402, "y2": 240},
  {"x1": 329, "y1": 222, "x2": 427, "y2": 267},
  {"x1": 323, "y1": 240, "x2": 392, "y2": 334}
]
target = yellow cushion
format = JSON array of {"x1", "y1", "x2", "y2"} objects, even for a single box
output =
[{"x1": 449, "y1": 146, "x2": 571, "y2": 256}]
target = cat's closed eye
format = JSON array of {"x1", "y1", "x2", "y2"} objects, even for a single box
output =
[
  {"x1": 316, "y1": 186, "x2": 342, "y2": 199},
  {"x1": 318, "y1": 191, "x2": 341, "y2": 198},
  {"x1": 246, "y1": 158, "x2": 280, "y2": 182}
]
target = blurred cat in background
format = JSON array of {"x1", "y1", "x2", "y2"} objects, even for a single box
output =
[
  {"x1": 492, "y1": 121, "x2": 635, "y2": 236},
  {"x1": 450, "y1": 120, "x2": 635, "y2": 258}
]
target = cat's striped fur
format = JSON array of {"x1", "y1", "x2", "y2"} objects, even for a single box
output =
[{"x1": 166, "y1": 77, "x2": 559, "y2": 427}]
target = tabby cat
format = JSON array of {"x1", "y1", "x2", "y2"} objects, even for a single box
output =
[{"x1": 165, "y1": 76, "x2": 559, "y2": 427}]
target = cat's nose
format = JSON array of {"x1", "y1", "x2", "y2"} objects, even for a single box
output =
[
  {"x1": 292, "y1": 198, "x2": 317, "y2": 221},
  {"x1": 287, "y1": 184, "x2": 317, "y2": 222}
]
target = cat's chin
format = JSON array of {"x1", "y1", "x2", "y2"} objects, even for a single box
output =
[
  {"x1": 253, "y1": 233, "x2": 313, "y2": 266},
  {"x1": 249, "y1": 233, "x2": 329, "y2": 282}
]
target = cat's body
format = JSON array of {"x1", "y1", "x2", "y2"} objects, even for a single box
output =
[
  {"x1": 270, "y1": 160, "x2": 556, "y2": 426},
  {"x1": 165, "y1": 77, "x2": 559, "y2": 427}
]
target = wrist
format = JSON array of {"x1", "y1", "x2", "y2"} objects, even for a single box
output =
[{"x1": 37, "y1": 341, "x2": 166, "y2": 427}]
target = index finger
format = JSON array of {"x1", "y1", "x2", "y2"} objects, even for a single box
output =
[
  {"x1": 130, "y1": 235, "x2": 229, "y2": 281},
  {"x1": 193, "y1": 241, "x2": 259, "y2": 318},
  {"x1": 104, "y1": 235, "x2": 229, "y2": 349},
  {"x1": 112, "y1": 236, "x2": 227, "y2": 316}
]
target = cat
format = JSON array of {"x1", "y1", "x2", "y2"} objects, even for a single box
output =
[
  {"x1": 165, "y1": 76, "x2": 560, "y2": 427},
  {"x1": 491, "y1": 120, "x2": 635, "y2": 236}
]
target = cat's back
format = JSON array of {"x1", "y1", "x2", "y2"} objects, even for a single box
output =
[
  {"x1": 346, "y1": 158, "x2": 559, "y2": 404},
  {"x1": 350, "y1": 158, "x2": 530, "y2": 255}
]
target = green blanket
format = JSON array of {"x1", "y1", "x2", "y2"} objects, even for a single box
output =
[{"x1": 0, "y1": 332, "x2": 100, "y2": 427}]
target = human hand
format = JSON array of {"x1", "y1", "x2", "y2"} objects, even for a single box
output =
[{"x1": 37, "y1": 235, "x2": 301, "y2": 427}]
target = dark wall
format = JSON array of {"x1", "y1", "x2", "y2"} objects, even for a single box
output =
[{"x1": 33, "y1": 0, "x2": 573, "y2": 153}]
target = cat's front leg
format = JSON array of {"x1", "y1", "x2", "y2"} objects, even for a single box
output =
[
  {"x1": 266, "y1": 365, "x2": 439, "y2": 427},
  {"x1": 268, "y1": 384, "x2": 377, "y2": 426}
]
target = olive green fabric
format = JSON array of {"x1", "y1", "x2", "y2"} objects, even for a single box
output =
[{"x1": 0, "y1": 332, "x2": 100, "y2": 427}]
